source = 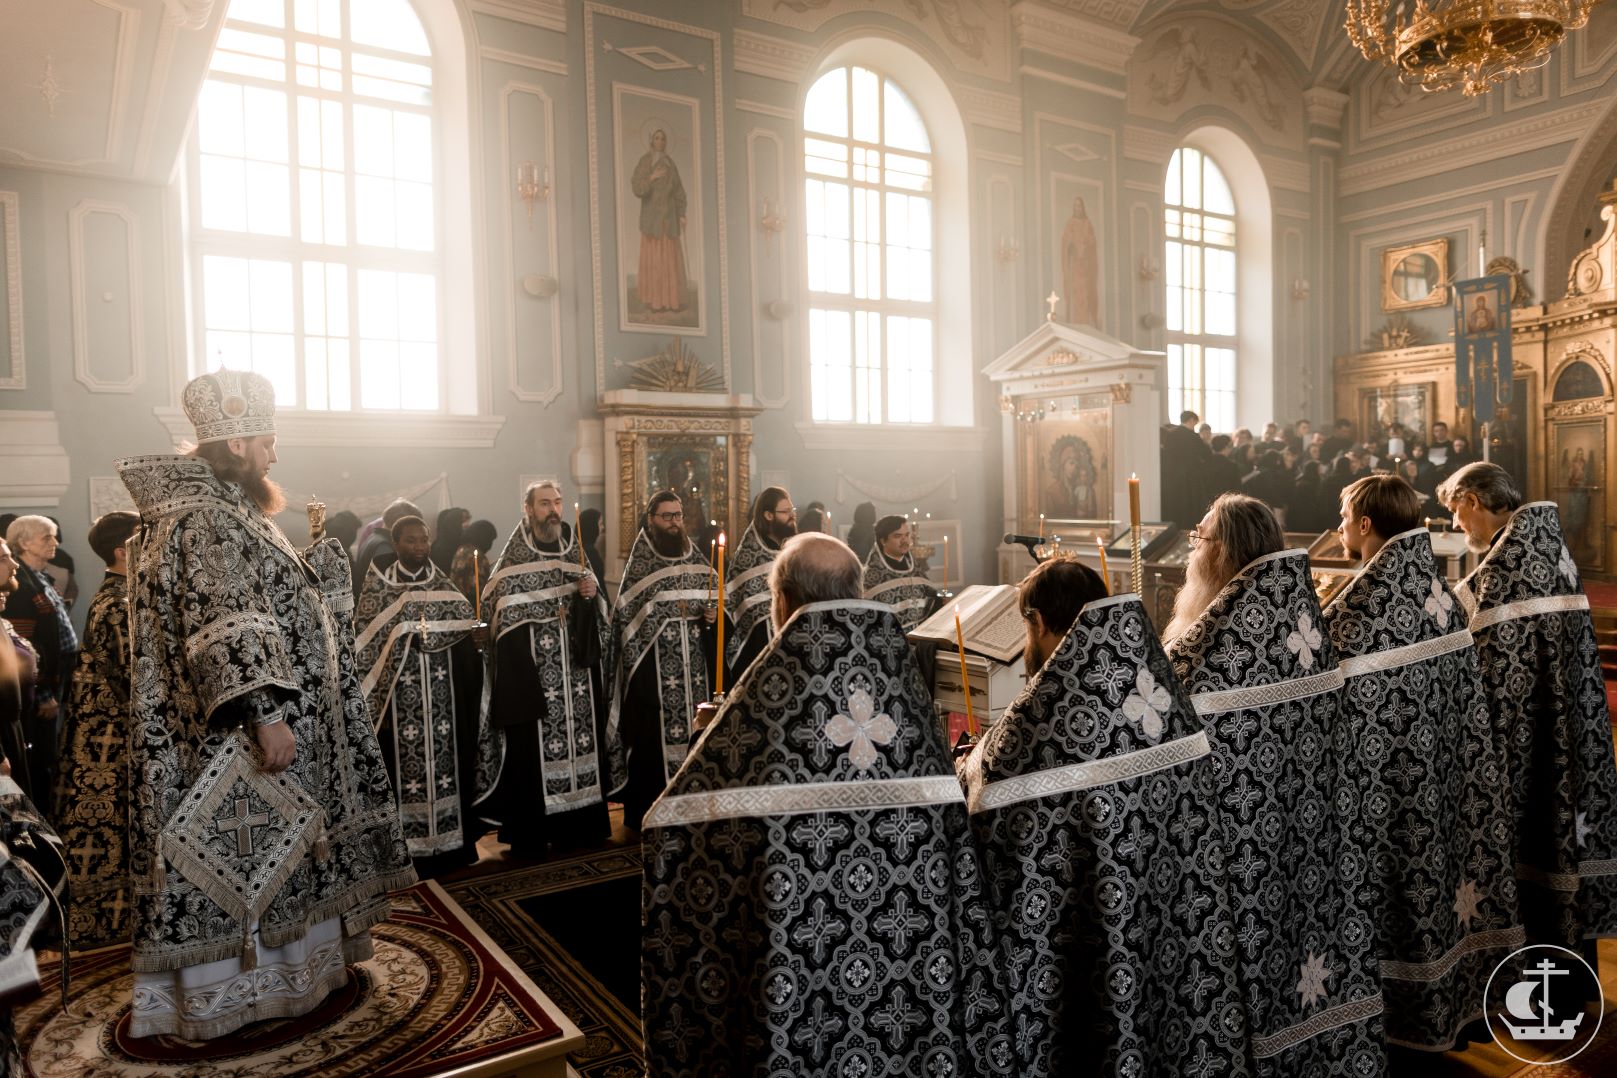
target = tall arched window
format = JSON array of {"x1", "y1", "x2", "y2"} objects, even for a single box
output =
[
  {"x1": 187, "y1": 0, "x2": 442, "y2": 412},
  {"x1": 803, "y1": 65, "x2": 936, "y2": 425},
  {"x1": 1165, "y1": 146, "x2": 1237, "y2": 432}
]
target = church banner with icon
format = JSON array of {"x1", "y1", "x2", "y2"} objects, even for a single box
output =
[{"x1": 1453, "y1": 274, "x2": 1513, "y2": 423}]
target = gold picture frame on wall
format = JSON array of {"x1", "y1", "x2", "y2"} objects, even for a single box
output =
[{"x1": 1381, "y1": 238, "x2": 1450, "y2": 312}]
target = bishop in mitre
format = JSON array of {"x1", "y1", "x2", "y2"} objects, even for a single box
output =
[
  {"x1": 1439, "y1": 462, "x2": 1617, "y2": 946},
  {"x1": 722, "y1": 486, "x2": 796, "y2": 680},
  {"x1": 117, "y1": 371, "x2": 413, "y2": 1040},
  {"x1": 1165, "y1": 493, "x2": 1386, "y2": 1076},
  {"x1": 962, "y1": 557, "x2": 1252, "y2": 1075},
  {"x1": 482, "y1": 481, "x2": 611, "y2": 854},
  {"x1": 1324, "y1": 474, "x2": 1522, "y2": 1050},
  {"x1": 354, "y1": 514, "x2": 486, "y2": 874}
]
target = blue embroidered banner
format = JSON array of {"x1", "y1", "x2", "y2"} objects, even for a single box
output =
[{"x1": 1453, "y1": 274, "x2": 1513, "y2": 423}]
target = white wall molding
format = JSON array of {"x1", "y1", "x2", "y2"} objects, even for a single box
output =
[
  {"x1": 1303, "y1": 87, "x2": 1349, "y2": 131},
  {"x1": 960, "y1": 86, "x2": 1023, "y2": 133},
  {"x1": 1261, "y1": 153, "x2": 1310, "y2": 193},
  {"x1": 733, "y1": 28, "x2": 814, "y2": 83},
  {"x1": 735, "y1": 98, "x2": 794, "y2": 119},
  {"x1": 69, "y1": 198, "x2": 145, "y2": 394},
  {"x1": 480, "y1": 46, "x2": 567, "y2": 75},
  {"x1": 796, "y1": 422, "x2": 990, "y2": 452},
  {"x1": 1011, "y1": 3, "x2": 1139, "y2": 74},
  {"x1": 0, "y1": 192, "x2": 22, "y2": 390},
  {"x1": 1340, "y1": 100, "x2": 1607, "y2": 196},
  {"x1": 1018, "y1": 64, "x2": 1127, "y2": 100},
  {"x1": 153, "y1": 407, "x2": 507, "y2": 449},
  {"x1": 1336, "y1": 167, "x2": 1561, "y2": 223},
  {"x1": 1348, "y1": 203, "x2": 1491, "y2": 345},
  {"x1": 0, "y1": 411, "x2": 71, "y2": 508},
  {"x1": 500, "y1": 81, "x2": 563, "y2": 405},
  {"x1": 469, "y1": 0, "x2": 566, "y2": 32},
  {"x1": 1123, "y1": 124, "x2": 1176, "y2": 165}
]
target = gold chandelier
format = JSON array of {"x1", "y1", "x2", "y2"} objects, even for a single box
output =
[{"x1": 1345, "y1": 0, "x2": 1599, "y2": 96}]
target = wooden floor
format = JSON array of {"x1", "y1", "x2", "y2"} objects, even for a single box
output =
[{"x1": 1405, "y1": 939, "x2": 1617, "y2": 1076}]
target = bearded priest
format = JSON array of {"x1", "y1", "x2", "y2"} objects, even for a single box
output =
[
  {"x1": 962, "y1": 557, "x2": 1252, "y2": 1075},
  {"x1": 606, "y1": 490, "x2": 719, "y2": 830},
  {"x1": 1324, "y1": 474, "x2": 1522, "y2": 1050},
  {"x1": 116, "y1": 370, "x2": 413, "y2": 1040},
  {"x1": 1165, "y1": 492, "x2": 1386, "y2": 1077},
  {"x1": 482, "y1": 481, "x2": 611, "y2": 855},
  {"x1": 1438, "y1": 462, "x2": 1617, "y2": 947},
  {"x1": 723, "y1": 486, "x2": 796, "y2": 681},
  {"x1": 642, "y1": 533, "x2": 1009, "y2": 1076}
]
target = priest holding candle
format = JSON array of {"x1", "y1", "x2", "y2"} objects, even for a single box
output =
[{"x1": 605, "y1": 489, "x2": 722, "y2": 831}]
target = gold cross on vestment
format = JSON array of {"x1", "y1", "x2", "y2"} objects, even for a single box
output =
[{"x1": 216, "y1": 797, "x2": 271, "y2": 857}]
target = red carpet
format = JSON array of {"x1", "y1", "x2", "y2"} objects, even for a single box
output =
[{"x1": 16, "y1": 881, "x2": 576, "y2": 1076}]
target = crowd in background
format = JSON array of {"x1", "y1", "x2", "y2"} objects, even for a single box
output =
[{"x1": 1161, "y1": 410, "x2": 1482, "y2": 533}]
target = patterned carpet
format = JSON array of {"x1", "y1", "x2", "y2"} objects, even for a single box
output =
[
  {"x1": 445, "y1": 844, "x2": 644, "y2": 1078},
  {"x1": 14, "y1": 881, "x2": 568, "y2": 1077}
]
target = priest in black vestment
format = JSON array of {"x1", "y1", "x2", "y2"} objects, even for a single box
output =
[
  {"x1": 723, "y1": 486, "x2": 795, "y2": 681},
  {"x1": 642, "y1": 533, "x2": 1010, "y2": 1076},
  {"x1": 483, "y1": 481, "x2": 611, "y2": 853},
  {"x1": 961, "y1": 556, "x2": 1252, "y2": 1076},
  {"x1": 1165, "y1": 493, "x2": 1386, "y2": 1077},
  {"x1": 1438, "y1": 462, "x2": 1617, "y2": 946},
  {"x1": 1323, "y1": 475, "x2": 1522, "y2": 1050},
  {"x1": 354, "y1": 515, "x2": 485, "y2": 874},
  {"x1": 606, "y1": 490, "x2": 718, "y2": 830}
]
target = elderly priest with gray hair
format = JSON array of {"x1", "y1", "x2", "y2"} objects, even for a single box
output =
[
  {"x1": 116, "y1": 370, "x2": 414, "y2": 1040},
  {"x1": 640, "y1": 532, "x2": 1009, "y2": 1077},
  {"x1": 1438, "y1": 462, "x2": 1617, "y2": 947}
]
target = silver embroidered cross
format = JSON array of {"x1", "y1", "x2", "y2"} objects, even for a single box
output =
[
  {"x1": 825, "y1": 687, "x2": 897, "y2": 771},
  {"x1": 1424, "y1": 579, "x2": 1454, "y2": 630},
  {"x1": 1121, "y1": 666, "x2": 1172, "y2": 740},
  {"x1": 1285, "y1": 612, "x2": 1322, "y2": 671}
]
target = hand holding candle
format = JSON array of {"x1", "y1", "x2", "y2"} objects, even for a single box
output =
[{"x1": 954, "y1": 604, "x2": 977, "y2": 738}]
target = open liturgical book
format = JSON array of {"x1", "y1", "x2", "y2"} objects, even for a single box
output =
[{"x1": 910, "y1": 585, "x2": 1028, "y2": 735}]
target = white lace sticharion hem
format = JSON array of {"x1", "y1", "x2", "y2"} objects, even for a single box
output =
[{"x1": 129, "y1": 914, "x2": 370, "y2": 1040}]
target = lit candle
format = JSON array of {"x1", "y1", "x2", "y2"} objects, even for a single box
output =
[
  {"x1": 954, "y1": 603, "x2": 977, "y2": 737},
  {"x1": 573, "y1": 502, "x2": 587, "y2": 571},
  {"x1": 1128, "y1": 474, "x2": 1141, "y2": 528},
  {"x1": 942, "y1": 534, "x2": 949, "y2": 585},
  {"x1": 715, "y1": 531, "x2": 726, "y2": 696},
  {"x1": 1096, "y1": 537, "x2": 1110, "y2": 594},
  {"x1": 825, "y1": 509, "x2": 832, "y2": 533},
  {"x1": 1039, "y1": 513, "x2": 1045, "y2": 540},
  {"x1": 472, "y1": 550, "x2": 483, "y2": 622}
]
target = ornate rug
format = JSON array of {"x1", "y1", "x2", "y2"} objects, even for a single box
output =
[
  {"x1": 15, "y1": 881, "x2": 569, "y2": 1077},
  {"x1": 445, "y1": 845, "x2": 644, "y2": 1078}
]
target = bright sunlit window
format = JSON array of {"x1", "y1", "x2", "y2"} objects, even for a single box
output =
[
  {"x1": 804, "y1": 66, "x2": 936, "y2": 425},
  {"x1": 187, "y1": 0, "x2": 442, "y2": 412},
  {"x1": 1165, "y1": 146, "x2": 1237, "y2": 433}
]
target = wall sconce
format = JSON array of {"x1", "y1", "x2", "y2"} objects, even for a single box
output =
[
  {"x1": 1136, "y1": 255, "x2": 1158, "y2": 282},
  {"x1": 758, "y1": 197, "x2": 786, "y2": 234},
  {"x1": 522, "y1": 273, "x2": 559, "y2": 298},
  {"x1": 516, "y1": 161, "x2": 551, "y2": 226},
  {"x1": 996, "y1": 236, "x2": 1020, "y2": 264},
  {"x1": 1291, "y1": 278, "x2": 1311, "y2": 302}
]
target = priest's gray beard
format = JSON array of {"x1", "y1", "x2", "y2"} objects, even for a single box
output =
[
  {"x1": 529, "y1": 512, "x2": 561, "y2": 545},
  {"x1": 1164, "y1": 545, "x2": 1238, "y2": 644}
]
